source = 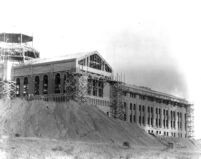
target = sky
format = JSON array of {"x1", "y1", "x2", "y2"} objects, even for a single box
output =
[{"x1": 0, "y1": 0, "x2": 201, "y2": 138}]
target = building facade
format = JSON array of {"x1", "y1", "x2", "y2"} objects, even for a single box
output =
[{"x1": 0, "y1": 33, "x2": 193, "y2": 139}]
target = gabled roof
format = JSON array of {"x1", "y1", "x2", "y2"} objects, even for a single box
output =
[
  {"x1": 23, "y1": 50, "x2": 112, "y2": 71},
  {"x1": 76, "y1": 50, "x2": 113, "y2": 71}
]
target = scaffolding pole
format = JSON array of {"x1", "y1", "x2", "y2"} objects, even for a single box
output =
[{"x1": 186, "y1": 104, "x2": 194, "y2": 138}]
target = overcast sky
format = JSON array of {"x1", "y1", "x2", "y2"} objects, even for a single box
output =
[{"x1": 1, "y1": 0, "x2": 201, "y2": 138}]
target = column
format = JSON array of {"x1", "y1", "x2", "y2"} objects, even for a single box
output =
[
  {"x1": 182, "y1": 108, "x2": 186, "y2": 137},
  {"x1": 28, "y1": 75, "x2": 34, "y2": 95},
  {"x1": 39, "y1": 74, "x2": 43, "y2": 95},
  {"x1": 48, "y1": 72, "x2": 54, "y2": 94},
  {"x1": 168, "y1": 109, "x2": 171, "y2": 130},
  {"x1": 161, "y1": 108, "x2": 164, "y2": 129}
]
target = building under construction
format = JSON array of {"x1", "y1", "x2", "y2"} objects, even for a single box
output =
[{"x1": 0, "y1": 33, "x2": 194, "y2": 138}]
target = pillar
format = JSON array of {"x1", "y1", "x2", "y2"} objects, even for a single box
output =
[
  {"x1": 161, "y1": 108, "x2": 164, "y2": 128},
  {"x1": 168, "y1": 109, "x2": 171, "y2": 130},
  {"x1": 28, "y1": 75, "x2": 34, "y2": 95},
  {"x1": 48, "y1": 72, "x2": 54, "y2": 94}
]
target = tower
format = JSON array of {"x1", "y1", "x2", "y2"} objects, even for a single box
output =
[{"x1": 0, "y1": 33, "x2": 39, "y2": 98}]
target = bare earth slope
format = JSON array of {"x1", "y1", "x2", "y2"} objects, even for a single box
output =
[
  {"x1": 0, "y1": 98, "x2": 163, "y2": 148},
  {"x1": 0, "y1": 99, "x2": 201, "y2": 158}
]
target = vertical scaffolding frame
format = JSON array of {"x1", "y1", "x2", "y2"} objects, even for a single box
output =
[
  {"x1": 186, "y1": 104, "x2": 194, "y2": 138},
  {"x1": 0, "y1": 33, "x2": 36, "y2": 99},
  {"x1": 110, "y1": 80, "x2": 125, "y2": 120}
]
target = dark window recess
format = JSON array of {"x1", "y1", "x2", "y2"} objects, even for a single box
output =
[
  {"x1": 87, "y1": 78, "x2": 92, "y2": 95},
  {"x1": 55, "y1": 73, "x2": 61, "y2": 94},
  {"x1": 16, "y1": 78, "x2": 20, "y2": 97},
  {"x1": 124, "y1": 114, "x2": 127, "y2": 121},
  {"x1": 98, "y1": 81, "x2": 104, "y2": 97},
  {"x1": 92, "y1": 80, "x2": 98, "y2": 96},
  {"x1": 130, "y1": 115, "x2": 132, "y2": 123},
  {"x1": 34, "y1": 76, "x2": 40, "y2": 95},
  {"x1": 89, "y1": 54, "x2": 102, "y2": 70},
  {"x1": 23, "y1": 77, "x2": 28, "y2": 96},
  {"x1": 105, "y1": 64, "x2": 112, "y2": 73},
  {"x1": 43, "y1": 75, "x2": 48, "y2": 94},
  {"x1": 130, "y1": 103, "x2": 132, "y2": 110},
  {"x1": 63, "y1": 74, "x2": 67, "y2": 93},
  {"x1": 78, "y1": 59, "x2": 86, "y2": 66},
  {"x1": 133, "y1": 104, "x2": 136, "y2": 110}
]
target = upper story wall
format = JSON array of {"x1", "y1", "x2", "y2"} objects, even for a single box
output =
[{"x1": 12, "y1": 59, "x2": 76, "y2": 78}]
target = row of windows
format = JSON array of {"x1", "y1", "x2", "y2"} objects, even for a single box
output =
[
  {"x1": 125, "y1": 102, "x2": 184, "y2": 130},
  {"x1": 16, "y1": 73, "x2": 105, "y2": 99},
  {"x1": 124, "y1": 92, "x2": 186, "y2": 107},
  {"x1": 87, "y1": 79, "x2": 104, "y2": 97},
  {"x1": 16, "y1": 73, "x2": 66, "y2": 96}
]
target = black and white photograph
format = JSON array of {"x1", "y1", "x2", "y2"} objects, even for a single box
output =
[{"x1": 0, "y1": 0, "x2": 201, "y2": 158}]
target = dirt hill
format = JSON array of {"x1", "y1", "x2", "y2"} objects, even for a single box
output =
[{"x1": 0, "y1": 98, "x2": 165, "y2": 148}]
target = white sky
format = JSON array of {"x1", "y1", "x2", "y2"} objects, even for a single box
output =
[{"x1": 0, "y1": 0, "x2": 201, "y2": 139}]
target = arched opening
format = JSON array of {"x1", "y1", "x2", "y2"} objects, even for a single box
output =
[
  {"x1": 55, "y1": 73, "x2": 61, "y2": 94},
  {"x1": 63, "y1": 74, "x2": 67, "y2": 93},
  {"x1": 43, "y1": 75, "x2": 48, "y2": 94},
  {"x1": 23, "y1": 77, "x2": 28, "y2": 96},
  {"x1": 34, "y1": 76, "x2": 40, "y2": 95},
  {"x1": 16, "y1": 78, "x2": 20, "y2": 97}
]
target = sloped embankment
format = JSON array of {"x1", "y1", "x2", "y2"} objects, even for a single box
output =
[{"x1": 0, "y1": 98, "x2": 163, "y2": 148}]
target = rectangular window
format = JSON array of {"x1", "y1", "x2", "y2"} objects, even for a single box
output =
[
  {"x1": 142, "y1": 116, "x2": 145, "y2": 125},
  {"x1": 163, "y1": 119, "x2": 165, "y2": 128},
  {"x1": 139, "y1": 116, "x2": 141, "y2": 125},
  {"x1": 166, "y1": 120, "x2": 168, "y2": 128},
  {"x1": 98, "y1": 81, "x2": 103, "y2": 97},
  {"x1": 130, "y1": 115, "x2": 132, "y2": 123},
  {"x1": 124, "y1": 114, "x2": 126, "y2": 121},
  {"x1": 130, "y1": 103, "x2": 132, "y2": 110},
  {"x1": 92, "y1": 80, "x2": 98, "y2": 96},
  {"x1": 159, "y1": 119, "x2": 161, "y2": 127},
  {"x1": 156, "y1": 119, "x2": 158, "y2": 127},
  {"x1": 133, "y1": 104, "x2": 136, "y2": 110}
]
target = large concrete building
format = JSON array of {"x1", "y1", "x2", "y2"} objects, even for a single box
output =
[{"x1": 0, "y1": 33, "x2": 194, "y2": 139}]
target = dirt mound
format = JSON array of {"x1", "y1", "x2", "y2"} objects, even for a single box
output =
[{"x1": 0, "y1": 99, "x2": 164, "y2": 148}]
